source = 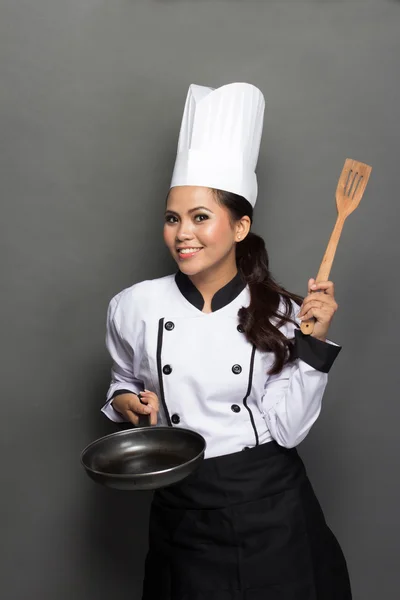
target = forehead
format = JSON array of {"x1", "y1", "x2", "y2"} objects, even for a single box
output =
[{"x1": 166, "y1": 186, "x2": 219, "y2": 212}]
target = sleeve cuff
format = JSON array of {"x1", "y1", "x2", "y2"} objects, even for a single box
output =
[
  {"x1": 101, "y1": 400, "x2": 127, "y2": 423},
  {"x1": 294, "y1": 328, "x2": 342, "y2": 373},
  {"x1": 111, "y1": 389, "x2": 137, "y2": 400}
]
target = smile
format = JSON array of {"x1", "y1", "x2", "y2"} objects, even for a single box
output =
[{"x1": 177, "y1": 248, "x2": 203, "y2": 259}]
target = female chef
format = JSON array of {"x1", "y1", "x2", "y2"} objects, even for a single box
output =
[{"x1": 101, "y1": 83, "x2": 352, "y2": 599}]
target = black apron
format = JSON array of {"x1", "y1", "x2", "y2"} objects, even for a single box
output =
[{"x1": 142, "y1": 441, "x2": 352, "y2": 600}]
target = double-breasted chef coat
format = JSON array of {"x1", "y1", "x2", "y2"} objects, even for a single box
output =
[
  {"x1": 102, "y1": 271, "x2": 341, "y2": 457},
  {"x1": 102, "y1": 271, "x2": 352, "y2": 600}
]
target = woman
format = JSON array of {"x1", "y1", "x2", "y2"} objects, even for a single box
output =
[{"x1": 102, "y1": 83, "x2": 352, "y2": 599}]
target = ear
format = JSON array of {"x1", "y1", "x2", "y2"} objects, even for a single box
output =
[{"x1": 235, "y1": 216, "x2": 251, "y2": 242}]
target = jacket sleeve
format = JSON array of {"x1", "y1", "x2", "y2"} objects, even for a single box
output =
[
  {"x1": 101, "y1": 296, "x2": 144, "y2": 423},
  {"x1": 261, "y1": 309, "x2": 341, "y2": 448}
]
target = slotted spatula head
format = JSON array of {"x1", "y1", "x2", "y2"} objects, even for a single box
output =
[{"x1": 336, "y1": 159, "x2": 372, "y2": 218}]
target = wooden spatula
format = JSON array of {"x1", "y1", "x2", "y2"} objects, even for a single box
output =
[{"x1": 300, "y1": 158, "x2": 372, "y2": 336}]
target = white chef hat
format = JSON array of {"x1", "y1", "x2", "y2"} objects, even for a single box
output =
[{"x1": 170, "y1": 82, "x2": 265, "y2": 207}]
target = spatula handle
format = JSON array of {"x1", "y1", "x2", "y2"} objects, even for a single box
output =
[
  {"x1": 300, "y1": 315, "x2": 316, "y2": 335},
  {"x1": 300, "y1": 216, "x2": 345, "y2": 336},
  {"x1": 315, "y1": 216, "x2": 345, "y2": 282}
]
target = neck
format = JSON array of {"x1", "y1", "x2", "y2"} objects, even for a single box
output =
[{"x1": 189, "y1": 258, "x2": 238, "y2": 311}]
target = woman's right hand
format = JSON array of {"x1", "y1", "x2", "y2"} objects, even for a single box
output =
[{"x1": 111, "y1": 390, "x2": 159, "y2": 426}]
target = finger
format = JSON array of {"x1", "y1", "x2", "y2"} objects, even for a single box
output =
[
  {"x1": 140, "y1": 390, "x2": 157, "y2": 399},
  {"x1": 128, "y1": 397, "x2": 152, "y2": 415},
  {"x1": 308, "y1": 278, "x2": 316, "y2": 293},
  {"x1": 139, "y1": 390, "x2": 155, "y2": 401},
  {"x1": 299, "y1": 306, "x2": 324, "y2": 321},
  {"x1": 147, "y1": 400, "x2": 159, "y2": 412},
  {"x1": 149, "y1": 408, "x2": 158, "y2": 426},
  {"x1": 140, "y1": 391, "x2": 159, "y2": 411},
  {"x1": 310, "y1": 281, "x2": 335, "y2": 296},
  {"x1": 298, "y1": 299, "x2": 325, "y2": 318},
  {"x1": 301, "y1": 299, "x2": 331, "y2": 312},
  {"x1": 300, "y1": 294, "x2": 337, "y2": 312},
  {"x1": 301, "y1": 302, "x2": 335, "y2": 316},
  {"x1": 140, "y1": 391, "x2": 159, "y2": 424},
  {"x1": 126, "y1": 411, "x2": 139, "y2": 426},
  {"x1": 300, "y1": 307, "x2": 332, "y2": 322},
  {"x1": 299, "y1": 309, "x2": 314, "y2": 322},
  {"x1": 300, "y1": 308, "x2": 322, "y2": 322}
]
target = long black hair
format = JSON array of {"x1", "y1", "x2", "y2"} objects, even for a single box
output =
[{"x1": 214, "y1": 189, "x2": 303, "y2": 375}]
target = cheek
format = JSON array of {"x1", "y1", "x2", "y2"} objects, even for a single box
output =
[
  {"x1": 200, "y1": 220, "x2": 234, "y2": 246},
  {"x1": 163, "y1": 225, "x2": 174, "y2": 247}
]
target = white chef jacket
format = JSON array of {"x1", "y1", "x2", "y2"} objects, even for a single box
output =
[{"x1": 101, "y1": 272, "x2": 341, "y2": 458}]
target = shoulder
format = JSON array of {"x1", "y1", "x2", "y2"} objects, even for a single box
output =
[{"x1": 108, "y1": 274, "x2": 176, "y2": 321}]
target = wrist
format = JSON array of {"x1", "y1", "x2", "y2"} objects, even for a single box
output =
[
  {"x1": 111, "y1": 398, "x2": 124, "y2": 415},
  {"x1": 312, "y1": 335, "x2": 327, "y2": 343}
]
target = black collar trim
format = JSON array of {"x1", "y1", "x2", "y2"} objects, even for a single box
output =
[{"x1": 175, "y1": 270, "x2": 246, "y2": 312}]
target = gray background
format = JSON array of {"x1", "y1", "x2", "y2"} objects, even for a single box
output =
[{"x1": 1, "y1": 1, "x2": 398, "y2": 598}]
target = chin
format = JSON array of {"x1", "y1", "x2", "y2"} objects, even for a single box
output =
[
  {"x1": 177, "y1": 263, "x2": 204, "y2": 276},
  {"x1": 174, "y1": 256, "x2": 210, "y2": 277}
]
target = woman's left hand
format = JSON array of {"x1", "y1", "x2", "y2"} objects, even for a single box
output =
[{"x1": 297, "y1": 278, "x2": 338, "y2": 342}]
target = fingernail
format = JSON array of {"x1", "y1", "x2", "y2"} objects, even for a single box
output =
[
  {"x1": 311, "y1": 284, "x2": 317, "y2": 290},
  {"x1": 144, "y1": 406, "x2": 152, "y2": 413}
]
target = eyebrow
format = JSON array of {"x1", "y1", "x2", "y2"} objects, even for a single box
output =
[{"x1": 165, "y1": 206, "x2": 214, "y2": 216}]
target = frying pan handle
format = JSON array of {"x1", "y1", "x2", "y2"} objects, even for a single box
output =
[{"x1": 137, "y1": 393, "x2": 151, "y2": 428}]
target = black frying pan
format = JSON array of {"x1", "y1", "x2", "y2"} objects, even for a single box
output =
[{"x1": 81, "y1": 420, "x2": 206, "y2": 491}]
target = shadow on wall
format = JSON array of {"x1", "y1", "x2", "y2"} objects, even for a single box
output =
[
  {"x1": 80, "y1": 484, "x2": 152, "y2": 597},
  {"x1": 75, "y1": 351, "x2": 152, "y2": 597}
]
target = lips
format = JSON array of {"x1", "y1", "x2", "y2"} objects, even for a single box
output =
[{"x1": 176, "y1": 247, "x2": 203, "y2": 259}]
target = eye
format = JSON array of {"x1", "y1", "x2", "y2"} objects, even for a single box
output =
[
  {"x1": 165, "y1": 214, "x2": 178, "y2": 224},
  {"x1": 194, "y1": 214, "x2": 209, "y2": 222}
]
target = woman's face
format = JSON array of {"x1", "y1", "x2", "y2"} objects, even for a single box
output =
[{"x1": 164, "y1": 186, "x2": 243, "y2": 278}]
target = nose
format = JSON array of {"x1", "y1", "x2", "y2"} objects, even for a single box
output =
[{"x1": 175, "y1": 220, "x2": 194, "y2": 242}]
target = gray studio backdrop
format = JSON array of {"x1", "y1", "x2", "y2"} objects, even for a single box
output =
[{"x1": 1, "y1": 1, "x2": 398, "y2": 599}]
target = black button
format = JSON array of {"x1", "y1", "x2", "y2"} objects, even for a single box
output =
[
  {"x1": 165, "y1": 321, "x2": 175, "y2": 331},
  {"x1": 231, "y1": 404, "x2": 241, "y2": 413},
  {"x1": 232, "y1": 364, "x2": 242, "y2": 375},
  {"x1": 237, "y1": 324, "x2": 244, "y2": 333},
  {"x1": 163, "y1": 365, "x2": 172, "y2": 375},
  {"x1": 242, "y1": 446, "x2": 251, "y2": 451},
  {"x1": 171, "y1": 414, "x2": 180, "y2": 424}
]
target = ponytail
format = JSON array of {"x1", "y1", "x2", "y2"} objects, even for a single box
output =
[{"x1": 214, "y1": 190, "x2": 303, "y2": 375}]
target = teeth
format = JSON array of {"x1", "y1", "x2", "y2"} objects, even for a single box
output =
[{"x1": 179, "y1": 248, "x2": 201, "y2": 254}]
